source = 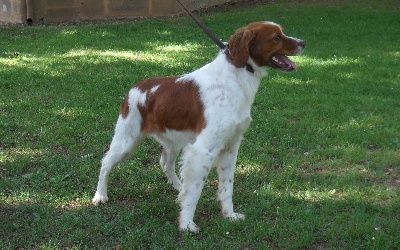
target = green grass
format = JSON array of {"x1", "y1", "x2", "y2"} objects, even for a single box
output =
[{"x1": 1, "y1": 1, "x2": 399, "y2": 249}]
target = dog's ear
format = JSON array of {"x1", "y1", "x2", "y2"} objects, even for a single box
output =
[{"x1": 228, "y1": 27, "x2": 255, "y2": 68}]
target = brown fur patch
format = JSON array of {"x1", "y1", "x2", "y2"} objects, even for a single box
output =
[
  {"x1": 123, "y1": 76, "x2": 206, "y2": 134},
  {"x1": 120, "y1": 95, "x2": 130, "y2": 118}
]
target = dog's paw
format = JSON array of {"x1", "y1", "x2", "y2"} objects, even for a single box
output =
[
  {"x1": 172, "y1": 182, "x2": 182, "y2": 192},
  {"x1": 92, "y1": 192, "x2": 108, "y2": 206},
  {"x1": 179, "y1": 221, "x2": 200, "y2": 234},
  {"x1": 166, "y1": 177, "x2": 182, "y2": 192},
  {"x1": 226, "y1": 212, "x2": 245, "y2": 221}
]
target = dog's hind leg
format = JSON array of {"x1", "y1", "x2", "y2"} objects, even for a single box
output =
[
  {"x1": 92, "y1": 115, "x2": 142, "y2": 205},
  {"x1": 160, "y1": 146, "x2": 182, "y2": 191}
]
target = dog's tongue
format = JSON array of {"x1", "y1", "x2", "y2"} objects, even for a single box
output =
[{"x1": 274, "y1": 55, "x2": 297, "y2": 72}]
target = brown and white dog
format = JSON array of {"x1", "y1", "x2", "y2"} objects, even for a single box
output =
[{"x1": 93, "y1": 21, "x2": 305, "y2": 233}]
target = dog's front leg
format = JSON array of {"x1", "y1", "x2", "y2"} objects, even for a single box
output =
[
  {"x1": 216, "y1": 136, "x2": 245, "y2": 221},
  {"x1": 178, "y1": 144, "x2": 215, "y2": 233}
]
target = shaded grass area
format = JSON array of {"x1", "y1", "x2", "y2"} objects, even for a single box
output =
[{"x1": 1, "y1": 1, "x2": 399, "y2": 249}]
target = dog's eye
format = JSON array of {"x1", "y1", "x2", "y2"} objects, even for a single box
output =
[{"x1": 274, "y1": 35, "x2": 281, "y2": 41}]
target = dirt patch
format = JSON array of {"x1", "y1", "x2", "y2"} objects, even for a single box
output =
[
  {"x1": 382, "y1": 167, "x2": 400, "y2": 190},
  {"x1": 197, "y1": 0, "x2": 272, "y2": 14}
]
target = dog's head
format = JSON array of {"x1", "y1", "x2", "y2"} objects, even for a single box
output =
[{"x1": 228, "y1": 21, "x2": 306, "y2": 72}]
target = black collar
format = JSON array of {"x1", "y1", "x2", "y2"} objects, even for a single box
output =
[
  {"x1": 245, "y1": 63, "x2": 255, "y2": 73},
  {"x1": 223, "y1": 49, "x2": 254, "y2": 74}
]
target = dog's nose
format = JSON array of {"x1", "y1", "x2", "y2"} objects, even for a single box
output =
[{"x1": 299, "y1": 40, "x2": 306, "y2": 49}]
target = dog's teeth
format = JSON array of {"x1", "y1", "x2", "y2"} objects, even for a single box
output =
[{"x1": 272, "y1": 56, "x2": 284, "y2": 65}]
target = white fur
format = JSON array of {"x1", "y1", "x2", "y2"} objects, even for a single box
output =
[{"x1": 173, "y1": 53, "x2": 264, "y2": 232}]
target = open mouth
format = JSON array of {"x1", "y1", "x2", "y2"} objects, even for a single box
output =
[{"x1": 271, "y1": 55, "x2": 297, "y2": 72}]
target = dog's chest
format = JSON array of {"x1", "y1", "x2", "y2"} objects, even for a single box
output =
[{"x1": 202, "y1": 82, "x2": 255, "y2": 121}]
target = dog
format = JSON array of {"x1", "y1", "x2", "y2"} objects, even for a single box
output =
[{"x1": 92, "y1": 21, "x2": 305, "y2": 233}]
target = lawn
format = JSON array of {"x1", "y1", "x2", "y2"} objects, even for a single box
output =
[{"x1": 1, "y1": 0, "x2": 399, "y2": 249}]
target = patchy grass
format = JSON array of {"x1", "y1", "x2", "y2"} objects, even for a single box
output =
[{"x1": 1, "y1": 1, "x2": 399, "y2": 249}]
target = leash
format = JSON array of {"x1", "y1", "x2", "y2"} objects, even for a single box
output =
[
  {"x1": 175, "y1": 0, "x2": 254, "y2": 73},
  {"x1": 175, "y1": 0, "x2": 229, "y2": 55}
]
